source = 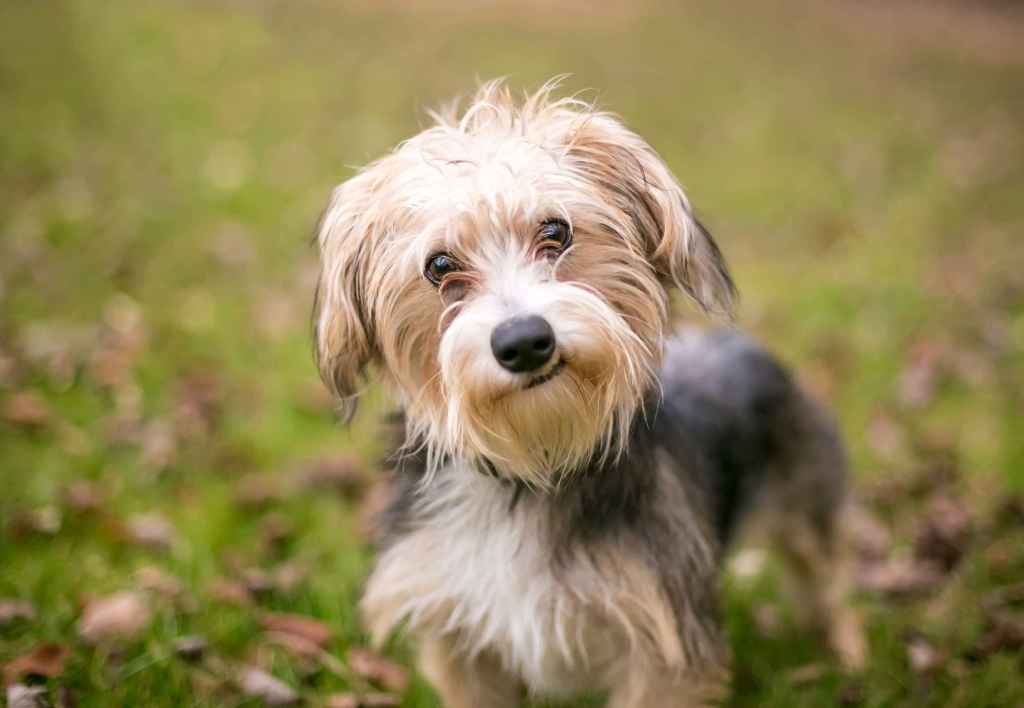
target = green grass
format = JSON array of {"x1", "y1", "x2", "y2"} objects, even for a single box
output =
[{"x1": 2, "y1": 1, "x2": 1023, "y2": 705}]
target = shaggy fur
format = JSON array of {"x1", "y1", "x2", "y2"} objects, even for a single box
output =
[{"x1": 313, "y1": 80, "x2": 864, "y2": 707}]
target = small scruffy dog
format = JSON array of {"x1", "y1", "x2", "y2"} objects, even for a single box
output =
[{"x1": 313, "y1": 80, "x2": 865, "y2": 707}]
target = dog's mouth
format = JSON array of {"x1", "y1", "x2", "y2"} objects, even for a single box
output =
[{"x1": 524, "y1": 359, "x2": 566, "y2": 390}]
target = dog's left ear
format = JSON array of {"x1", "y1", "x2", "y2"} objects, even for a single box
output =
[{"x1": 568, "y1": 114, "x2": 736, "y2": 317}]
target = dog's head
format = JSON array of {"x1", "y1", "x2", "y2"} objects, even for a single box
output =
[{"x1": 314, "y1": 80, "x2": 734, "y2": 487}]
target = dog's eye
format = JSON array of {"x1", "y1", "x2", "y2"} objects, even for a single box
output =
[
  {"x1": 538, "y1": 218, "x2": 572, "y2": 252},
  {"x1": 425, "y1": 252, "x2": 459, "y2": 286}
]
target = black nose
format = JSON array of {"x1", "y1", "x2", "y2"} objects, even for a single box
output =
[{"x1": 490, "y1": 316, "x2": 556, "y2": 373}]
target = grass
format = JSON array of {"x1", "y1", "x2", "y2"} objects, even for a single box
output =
[{"x1": 1, "y1": 0, "x2": 1023, "y2": 706}]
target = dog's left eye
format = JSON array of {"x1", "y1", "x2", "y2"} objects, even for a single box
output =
[{"x1": 538, "y1": 218, "x2": 572, "y2": 252}]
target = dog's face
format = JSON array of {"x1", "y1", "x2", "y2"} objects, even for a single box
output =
[{"x1": 315, "y1": 81, "x2": 734, "y2": 487}]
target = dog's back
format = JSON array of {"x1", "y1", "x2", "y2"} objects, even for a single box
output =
[{"x1": 657, "y1": 329, "x2": 848, "y2": 546}]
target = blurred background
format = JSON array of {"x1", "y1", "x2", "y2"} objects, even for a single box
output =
[{"x1": 1, "y1": 1, "x2": 1022, "y2": 706}]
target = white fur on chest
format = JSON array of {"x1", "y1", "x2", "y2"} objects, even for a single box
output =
[{"x1": 361, "y1": 467, "x2": 621, "y2": 697}]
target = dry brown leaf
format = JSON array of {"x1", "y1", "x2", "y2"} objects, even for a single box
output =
[
  {"x1": 865, "y1": 412, "x2": 909, "y2": 462},
  {"x1": 79, "y1": 591, "x2": 151, "y2": 643},
  {"x1": 174, "y1": 372, "x2": 223, "y2": 441},
  {"x1": 240, "y1": 568, "x2": 275, "y2": 598},
  {"x1": 271, "y1": 562, "x2": 308, "y2": 595},
  {"x1": 2, "y1": 391, "x2": 50, "y2": 428},
  {"x1": 8, "y1": 507, "x2": 61, "y2": 538},
  {"x1": 785, "y1": 662, "x2": 827, "y2": 685},
  {"x1": 125, "y1": 513, "x2": 177, "y2": 550},
  {"x1": 3, "y1": 642, "x2": 70, "y2": 685},
  {"x1": 61, "y1": 481, "x2": 103, "y2": 514},
  {"x1": 265, "y1": 631, "x2": 322, "y2": 661},
  {"x1": 972, "y1": 611, "x2": 1024, "y2": 659},
  {"x1": 898, "y1": 340, "x2": 943, "y2": 409},
  {"x1": 858, "y1": 558, "x2": 945, "y2": 598},
  {"x1": 136, "y1": 566, "x2": 185, "y2": 600},
  {"x1": 260, "y1": 613, "x2": 332, "y2": 648},
  {"x1": 347, "y1": 648, "x2": 410, "y2": 693},
  {"x1": 260, "y1": 513, "x2": 294, "y2": 551},
  {"x1": 297, "y1": 456, "x2": 367, "y2": 498},
  {"x1": 138, "y1": 419, "x2": 177, "y2": 470},
  {"x1": 235, "y1": 475, "x2": 286, "y2": 509},
  {"x1": 914, "y1": 495, "x2": 972, "y2": 571},
  {"x1": 237, "y1": 666, "x2": 300, "y2": 706},
  {"x1": 0, "y1": 599, "x2": 36, "y2": 627},
  {"x1": 209, "y1": 579, "x2": 253, "y2": 607},
  {"x1": 845, "y1": 504, "x2": 892, "y2": 561},
  {"x1": 173, "y1": 635, "x2": 208, "y2": 662}
]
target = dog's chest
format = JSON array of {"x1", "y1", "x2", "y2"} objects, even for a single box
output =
[{"x1": 362, "y1": 473, "x2": 621, "y2": 696}]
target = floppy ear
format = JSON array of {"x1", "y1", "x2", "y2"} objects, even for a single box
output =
[
  {"x1": 313, "y1": 174, "x2": 379, "y2": 421},
  {"x1": 569, "y1": 114, "x2": 736, "y2": 317}
]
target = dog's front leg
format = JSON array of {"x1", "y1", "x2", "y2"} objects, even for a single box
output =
[
  {"x1": 418, "y1": 635, "x2": 523, "y2": 708},
  {"x1": 607, "y1": 665, "x2": 730, "y2": 708}
]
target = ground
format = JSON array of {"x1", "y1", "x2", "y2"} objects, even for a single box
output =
[{"x1": 1, "y1": 1, "x2": 1023, "y2": 706}]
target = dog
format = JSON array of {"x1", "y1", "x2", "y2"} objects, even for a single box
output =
[{"x1": 313, "y1": 79, "x2": 865, "y2": 707}]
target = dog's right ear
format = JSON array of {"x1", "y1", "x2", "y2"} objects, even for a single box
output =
[{"x1": 313, "y1": 173, "x2": 379, "y2": 422}]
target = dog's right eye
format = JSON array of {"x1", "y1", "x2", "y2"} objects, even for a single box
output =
[{"x1": 425, "y1": 253, "x2": 459, "y2": 286}]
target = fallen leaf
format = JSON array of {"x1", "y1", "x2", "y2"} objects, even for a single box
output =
[
  {"x1": 271, "y1": 562, "x2": 308, "y2": 595},
  {"x1": 858, "y1": 558, "x2": 945, "y2": 598},
  {"x1": 845, "y1": 504, "x2": 892, "y2": 561},
  {"x1": 241, "y1": 568, "x2": 275, "y2": 598},
  {"x1": 914, "y1": 495, "x2": 972, "y2": 571},
  {"x1": 62, "y1": 481, "x2": 103, "y2": 514},
  {"x1": 326, "y1": 693, "x2": 399, "y2": 708},
  {"x1": 235, "y1": 475, "x2": 286, "y2": 509},
  {"x1": 866, "y1": 411, "x2": 910, "y2": 462},
  {"x1": 786, "y1": 662, "x2": 827, "y2": 685},
  {"x1": 125, "y1": 513, "x2": 177, "y2": 550},
  {"x1": 265, "y1": 631, "x2": 322, "y2": 661},
  {"x1": 2, "y1": 391, "x2": 50, "y2": 428},
  {"x1": 260, "y1": 613, "x2": 332, "y2": 648},
  {"x1": 237, "y1": 666, "x2": 299, "y2": 706},
  {"x1": 972, "y1": 611, "x2": 1024, "y2": 659},
  {"x1": 260, "y1": 513, "x2": 294, "y2": 551},
  {"x1": 79, "y1": 591, "x2": 151, "y2": 643},
  {"x1": 8, "y1": 507, "x2": 61, "y2": 538},
  {"x1": 6, "y1": 684, "x2": 47, "y2": 708},
  {"x1": 173, "y1": 635, "x2": 208, "y2": 662},
  {"x1": 898, "y1": 340, "x2": 943, "y2": 409},
  {"x1": 173, "y1": 372, "x2": 223, "y2": 441},
  {"x1": 981, "y1": 582, "x2": 1024, "y2": 612},
  {"x1": 347, "y1": 648, "x2": 409, "y2": 693},
  {"x1": 3, "y1": 642, "x2": 70, "y2": 685},
  {"x1": 297, "y1": 456, "x2": 367, "y2": 498},
  {"x1": 0, "y1": 599, "x2": 36, "y2": 627},
  {"x1": 209, "y1": 579, "x2": 252, "y2": 607},
  {"x1": 136, "y1": 566, "x2": 185, "y2": 600},
  {"x1": 138, "y1": 419, "x2": 177, "y2": 470}
]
